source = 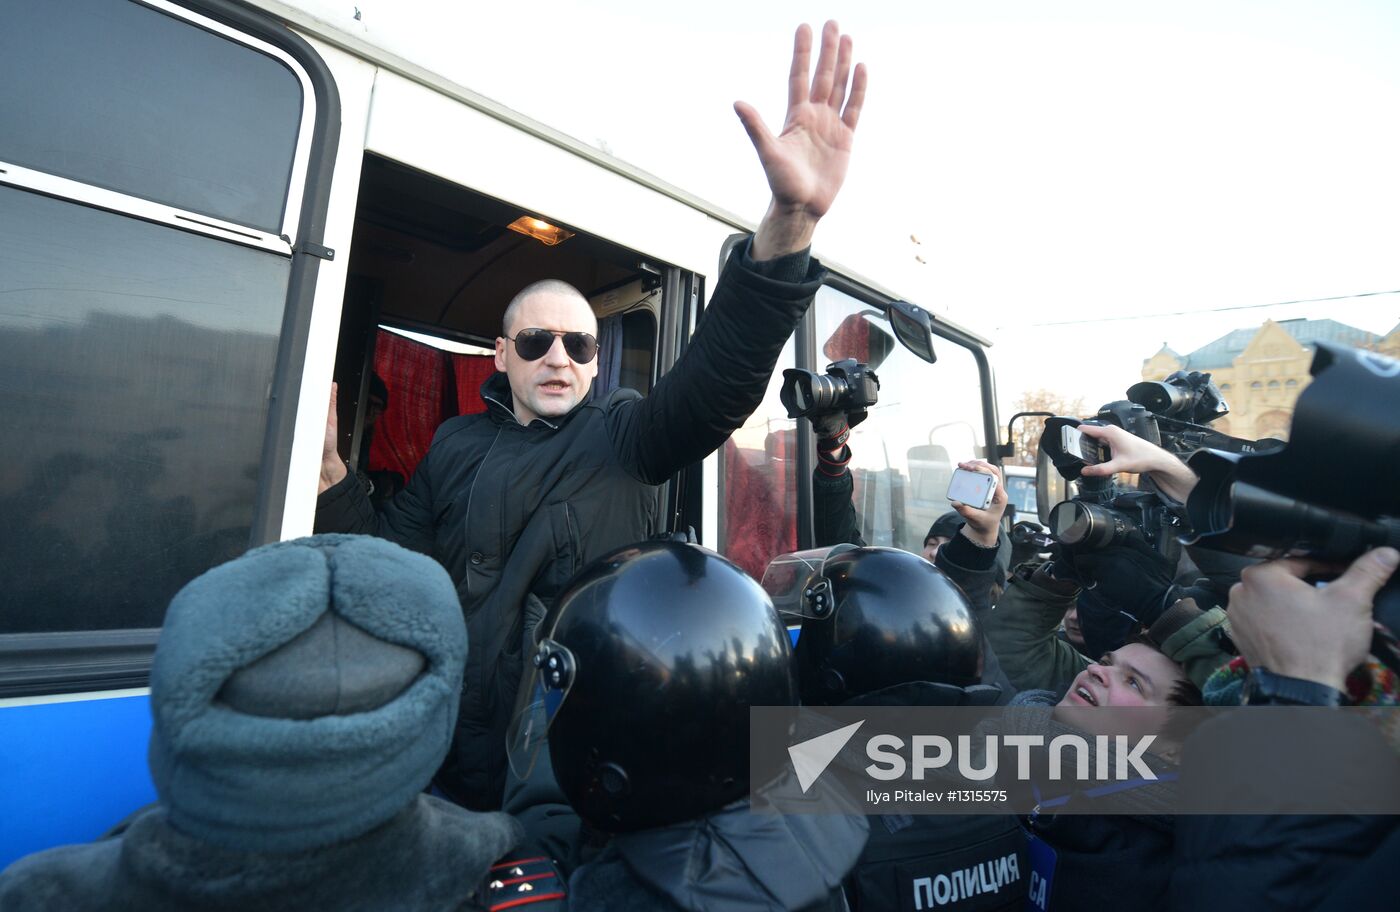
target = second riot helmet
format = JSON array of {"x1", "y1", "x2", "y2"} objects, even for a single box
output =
[
  {"x1": 508, "y1": 541, "x2": 797, "y2": 833},
  {"x1": 782, "y1": 546, "x2": 984, "y2": 704}
]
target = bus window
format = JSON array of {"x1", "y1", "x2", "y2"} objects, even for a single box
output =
[
  {"x1": 812, "y1": 285, "x2": 989, "y2": 554},
  {"x1": 2, "y1": 0, "x2": 304, "y2": 232},
  {"x1": 1003, "y1": 467, "x2": 1039, "y2": 518},
  {"x1": 719, "y1": 336, "x2": 798, "y2": 581},
  {"x1": 0, "y1": 0, "x2": 323, "y2": 641},
  {"x1": 0, "y1": 191, "x2": 291, "y2": 634}
]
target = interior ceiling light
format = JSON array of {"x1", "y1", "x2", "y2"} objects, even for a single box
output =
[{"x1": 507, "y1": 216, "x2": 574, "y2": 246}]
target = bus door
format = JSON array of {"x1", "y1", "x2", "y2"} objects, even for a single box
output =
[
  {"x1": 322, "y1": 152, "x2": 690, "y2": 526},
  {"x1": 322, "y1": 56, "x2": 725, "y2": 542}
]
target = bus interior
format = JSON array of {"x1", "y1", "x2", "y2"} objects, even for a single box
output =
[{"x1": 331, "y1": 154, "x2": 662, "y2": 484}]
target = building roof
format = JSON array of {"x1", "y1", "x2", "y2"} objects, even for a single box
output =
[{"x1": 1179, "y1": 318, "x2": 1379, "y2": 370}]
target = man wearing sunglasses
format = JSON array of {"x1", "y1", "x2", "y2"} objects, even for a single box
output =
[
  {"x1": 494, "y1": 294, "x2": 601, "y2": 427},
  {"x1": 315, "y1": 21, "x2": 867, "y2": 814}
]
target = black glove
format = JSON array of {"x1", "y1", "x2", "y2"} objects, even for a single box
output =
[
  {"x1": 810, "y1": 411, "x2": 848, "y2": 446},
  {"x1": 1068, "y1": 537, "x2": 1178, "y2": 655},
  {"x1": 810, "y1": 409, "x2": 867, "y2": 449},
  {"x1": 1043, "y1": 544, "x2": 1083, "y2": 592},
  {"x1": 811, "y1": 411, "x2": 868, "y2": 477}
]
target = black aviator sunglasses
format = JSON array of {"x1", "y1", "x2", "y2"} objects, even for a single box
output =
[{"x1": 505, "y1": 328, "x2": 599, "y2": 364}]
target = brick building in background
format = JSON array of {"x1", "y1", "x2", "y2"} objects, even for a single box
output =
[{"x1": 1142, "y1": 318, "x2": 1400, "y2": 441}]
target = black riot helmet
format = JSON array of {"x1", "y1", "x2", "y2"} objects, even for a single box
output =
[
  {"x1": 508, "y1": 541, "x2": 797, "y2": 834},
  {"x1": 782, "y1": 546, "x2": 984, "y2": 704}
]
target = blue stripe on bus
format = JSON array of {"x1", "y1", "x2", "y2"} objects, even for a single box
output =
[{"x1": 0, "y1": 695, "x2": 156, "y2": 870}]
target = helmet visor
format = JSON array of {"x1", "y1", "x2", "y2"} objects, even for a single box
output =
[
  {"x1": 760, "y1": 544, "x2": 858, "y2": 620},
  {"x1": 506, "y1": 637, "x2": 577, "y2": 781}
]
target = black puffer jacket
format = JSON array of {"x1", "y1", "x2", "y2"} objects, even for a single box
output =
[
  {"x1": 1172, "y1": 814, "x2": 1397, "y2": 912},
  {"x1": 316, "y1": 243, "x2": 824, "y2": 809}
]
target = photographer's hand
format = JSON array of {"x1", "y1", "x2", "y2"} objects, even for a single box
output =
[
  {"x1": 1228, "y1": 547, "x2": 1399, "y2": 692},
  {"x1": 319, "y1": 382, "x2": 347, "y2": 494},
  {"x1": 811, "y1": 411, "x2": 854, "y2": 476},
  {"x1": 810, "y1": 411, "x2": 853, "y2": 449},
  {"x1": 1073, "y1": 536, "x2": 1177, "y2": 627},
  {"x1": 737, "y1": 22, "x2": 866, "y2": 261},
  {"x1": 1077, "y1": 423, "x2": 1198, "y2": 503},
  {"x1": 949, "y1": 459, "x2": 1007, "y2": 548}
]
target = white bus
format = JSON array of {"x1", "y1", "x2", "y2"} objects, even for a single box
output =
[{"x1": 0, "y1": 0, "x2": 1000, "y2": 866}]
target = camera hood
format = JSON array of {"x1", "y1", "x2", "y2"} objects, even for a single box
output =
[
  {"x1": 1038, "y1": 416, "x2": 1087, "y2": 481},
  {"x1": 1194, "y1": 343, "x2": 1400, "y2": 521}
]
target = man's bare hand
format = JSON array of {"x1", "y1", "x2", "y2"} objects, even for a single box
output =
[
  {"x1": 1228, "y1": 547, "x2": 1398, "y2": 692},
  {"x1": 738, "y1": 21, "x2": 867, "y2": 260},
  {"x1": 319, "y1": 382, "x2": 347, "y2": 495},
  {"x1": 1077, "y1": 423, "x2": 1198, "y2": 503},
  {"x1": 949, "y1": 459, "x2": 1007, "y2": 548}
]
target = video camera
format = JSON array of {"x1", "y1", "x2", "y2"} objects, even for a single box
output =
[
  {"x1": 1037, "y1": 369, "x2": 1279, "y2": 560},
  {"x1": 1183, "y1": 343, "x2": 1400, "y2": 666}
]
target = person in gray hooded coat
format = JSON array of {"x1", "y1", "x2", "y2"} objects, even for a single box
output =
[{"x1": 0, "y1": 534, "x2": 522, "y2": 912}]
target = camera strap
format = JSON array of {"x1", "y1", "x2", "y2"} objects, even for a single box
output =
[
  {"x1": 817, "y1": 442, "x2": 852, "y2": 477},
  {"x1": 818, "y1": 422, "x2": 851, "y2": 452}
]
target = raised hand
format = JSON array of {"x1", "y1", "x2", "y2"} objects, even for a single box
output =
[
  {"x1": 737, "y1": 21, "x2": 867, "y2": 260},
  {"x1": 949, "y1": 459, "x2": 1007, "y2": 548},
  {"x1": 319, "y1": 382, "x2": 347, "y2": 494}
]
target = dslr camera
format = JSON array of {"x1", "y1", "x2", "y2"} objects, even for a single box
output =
[
  {"x1": 779, "y1": 358, "x2": 880, "y2": 422},
  {"x1": 1049, "y1": 484, "x2": 1184, "y2": 560}
]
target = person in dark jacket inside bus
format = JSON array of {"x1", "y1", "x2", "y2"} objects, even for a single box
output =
[{"x1": 314, "y1": 20, "x2": 869, "y2": 810}]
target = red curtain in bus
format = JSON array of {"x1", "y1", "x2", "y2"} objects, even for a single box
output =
[
  {"x1": 721, "y1": 429, "x2": 797, "y2": 581},
  {"x1": 451, "y1": 352, "x2": 496, "y2": 417},
  {"x1": 368, "y1": 330, "x2": 496, "y2": 483}
]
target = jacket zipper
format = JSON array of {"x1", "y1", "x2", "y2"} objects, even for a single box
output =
[
  {"x1": 482, "y1": 392, "x2": 558, "y2": 430},
  {"x1": 460, "y1": 427, "x2": 502, "y2": 600}
]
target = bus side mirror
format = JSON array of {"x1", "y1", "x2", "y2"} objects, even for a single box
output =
[{"x1": 888, "y1": 300, "x2": 936, "y2": 364}]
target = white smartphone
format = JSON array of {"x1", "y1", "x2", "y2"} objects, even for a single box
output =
[
  {"x1": 946, "y1": 467, "x2": 997, "y2": 510},
  {"x1": 1060, "y1": 424, "x2": 1109, "y2": 465}
]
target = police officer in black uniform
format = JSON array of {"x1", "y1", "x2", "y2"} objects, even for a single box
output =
[
  {"x1": 790, "y1": 545, "x2": 1029, "y2": 911},
  {"x1": 509, "y1": 540, "x2": 869, "y2": 912}
]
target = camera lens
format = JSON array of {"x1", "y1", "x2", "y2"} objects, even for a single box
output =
[
  {"x1": 1127, "y1": 380, "x2": 1191, "y2": 417},
  {"x1": 806, "y1": 373, "x2": 847, "y2": 412},
  {"x1": 792, "y1": 381, "x2": 813, "y2": 412},
  {"x1": 1050, "y1": 501, "x2": 1135, "y2": 550}
]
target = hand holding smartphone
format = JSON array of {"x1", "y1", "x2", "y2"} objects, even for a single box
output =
[
  {"x1": 946, "y1": 466, "x2": 997, "y2": 510},
  {"x1": 1061, "y1": 424, "x2": 1111, "y2": 466}
]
